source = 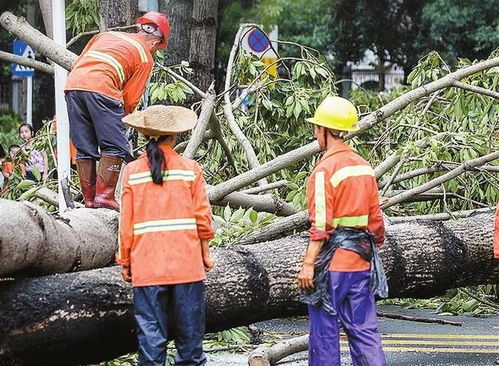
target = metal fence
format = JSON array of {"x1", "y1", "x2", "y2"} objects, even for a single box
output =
[{"x1": 0, "y1": 77, "x2": 11, "y2": 111}]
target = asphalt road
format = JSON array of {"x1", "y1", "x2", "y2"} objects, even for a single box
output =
[{"x1": 206, "y1": 305, "x2": 499, "y2": 365}]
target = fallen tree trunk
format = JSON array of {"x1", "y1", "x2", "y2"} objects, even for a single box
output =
[
  {"x1": 0, "y1": 212, "x2": 497, "y2": 365},
  {"x1": 0, "y1": 199, "x2": 118, "y2": 277},
  {"x1": 0, "y1": 190, "x2": 299, "y2": 277}
]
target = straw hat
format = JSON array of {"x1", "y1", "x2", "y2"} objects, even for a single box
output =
[{"x1": 122, "y1": 105, "x2": 197, "y2": 136}]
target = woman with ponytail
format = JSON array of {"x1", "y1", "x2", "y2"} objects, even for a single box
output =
[{"x1": 117, "y1": 105, "x2": 214, "y2": 366}]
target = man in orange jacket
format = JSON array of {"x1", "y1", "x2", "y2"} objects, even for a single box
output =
[
  {"x1": 298, "y1": 96, "x2": 386, "y2": 366},
  {"x1": 65, "y1": 11, "x2": 170, "y2": 210}
]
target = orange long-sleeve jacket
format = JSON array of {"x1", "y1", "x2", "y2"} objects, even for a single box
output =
[
  {"x1": 117, "y1": 145, "x2": 214, "y2": 287},
  {"x1": 306, "y1": 140, "x2": 385, "y2": 272},
  {"x1": 494, "y1": 203, "x2": 499, "y2": 259},
  {"x1": 65, "y1": 32, "x2": 153, "y2": 115}
]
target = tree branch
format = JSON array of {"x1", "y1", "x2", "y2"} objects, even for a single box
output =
[
  {"x1": 212, "y1": 190, "x2": 299, "y2": 216},
  {"x1": 66, "y1": 25, "x2": 136, "y2": 48},
  {"x1": 207, "y1": 142, "x2": 318, "y2": 202},
  {"x1": 373, "y1": 153, "x2": 401, "y2": 179},
  {"x1": 452, "y1": 80, "x2": 499, "y2": 99},
  {"x1": 378, "y1": 164, "x2": 447, "y2": 189},
  {"x1": 382, "y1": 151, "x2": 499, "y2": 209},
  {"x1": 348, "y1": 57, "x2": 499, "y2": 139},
  {"x1": 183, "y1": 85, "x2": 216, "y2": 159},
  {"x1": 223, "y1": 25, "x2": 268, "y2": 186},
  {"x1": 241, "y1": 180, "x2": 288, "y2": 194},
  {"x1": 389, "y1": 207, "x2": 494, "y2": 223},
  {"x1": 237, "y1": 211, "x2": 309, "y2": 245},
  {"x1": 157, "y1": 63, "x2": 207, "y2": 99},
  {"x1": 380, "y1": 160, "x2": 405, "y2": 196},
  {"x1": 0, "y1": 12, "x2": 77, "y2": 71},
  {"x1": 0, "y1": 50, "x2": 53, "y2": 74},
  {"x1": 210, "y1": 58, "x2": 499, "y2": 201},
  {"x1": 209, "y1": 113, "x2": 237, "y2": 172},
  {"x1": 222, "y1": 102, "x2": 269, "y2": 186}
]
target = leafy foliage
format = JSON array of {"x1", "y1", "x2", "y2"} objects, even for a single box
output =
[
  {"x1": 380, "y1": 285, "x2": 499, "y2": 316},
  {"x1": 66, "y1": 0, "x2": 101, "y2": 35},
  {"x1": 0, "y1": 120, "x2": 75, "y2": 211},
  {"x1": 418, "y1": 0, "x2": 499, "y2": 64},
  {"x1": 211, "y1": 206, "x2": 275, "y2": 247},
  {"x1": 147, "y1": 59, "x2": 194, "y2": 105},
  {"x1": 0, "y1": 112, "x2": 21, "y2": 148},
  {"x1": 350, "y1": 50, "x2": 499, "y2": 215}
]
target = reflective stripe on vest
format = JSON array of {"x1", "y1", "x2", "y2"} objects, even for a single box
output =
[
  {"x1": 314, "y1": 171, "x2": 326, "y2": 231},
  {"x1": 134, "y1": 218, "x2": 197, "y2": 235},
  {"x1": 128, "y1": 169, "x2": 196, "y2": 185},
  {"x1": 110, "y1": 32, "x2": 149, "y2": 63},
  {"x1": 86, "y1": 50, "x2": 125, "y2": 83},
  {"x1": 330, "y1": 165, "x2": 375, "y2": 188},
  {"x1": 332, "y1": 215, "x2": 369, "y2": 228}
]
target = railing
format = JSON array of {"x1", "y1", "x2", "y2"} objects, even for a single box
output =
[{"x1": 0, "y1": 77, "x2": 11, "y2": 111}]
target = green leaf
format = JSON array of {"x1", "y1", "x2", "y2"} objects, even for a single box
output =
[
  {"x1": 231, "y1": 207, "x2": 245, "y2": 222},
  {"x1": 249, "y1": 210, "x2": 258, "y2": 223},
  {"x1": 18, "y1": 186, "x2": 39, "y2": 200},
  {"x1": 31, "y1": 167, "x2": 41, "y2": 181},
  {"x1": 223, "y1": 205, "x2": 232, "y2": 222},
  {"x1": 16, "y1": 180, "x2": 36, "y2": 190},
  {"x1": 293, "y1": 102, "x2": 302, "y2": 119}
]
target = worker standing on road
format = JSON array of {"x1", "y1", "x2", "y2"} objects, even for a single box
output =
[
  {"x1": 117, "y1": 105, "x2": 214, "y2": 366},
  {"x1": 65, "y1": 12, "x2": 170, "y2": 210},
  {"x1": 298, "y1": 96, "x2": 386, "y2": 366}
]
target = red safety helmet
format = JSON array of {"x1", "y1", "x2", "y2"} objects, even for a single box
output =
[{"x1": 136, "y1": 11, "x2": 170, "y2": 50}]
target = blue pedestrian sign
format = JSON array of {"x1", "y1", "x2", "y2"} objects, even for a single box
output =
[{"x1": 12, "y1": 39, "x2": 35, "y2": 77}]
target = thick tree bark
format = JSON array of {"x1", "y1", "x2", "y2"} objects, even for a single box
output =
[
  {"x1": 0, "y1": 199, "x2": 118, "y2": 277},
  {"x1": 160, "y1": 0, "x2": 193, "y2": 66},
  {"x1": 0, "y1": 213, "x2": 497, "y2": 365},
  {"x1": 98, "y1": 0, "x2": 138, "y2": 30},
  {"x1": 37, "y1": 0, "x2": 52, "y2": 39},
  {"x1": 0, "y1": 192, "x2": 297, "y2": 277},
  {"x1": 189, "y1": 0, "x2": 218, "y2": 91}
]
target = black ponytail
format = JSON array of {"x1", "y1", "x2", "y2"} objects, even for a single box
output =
[{"x1": 146, "y1": 136, "x2": 168, "y2": 185}]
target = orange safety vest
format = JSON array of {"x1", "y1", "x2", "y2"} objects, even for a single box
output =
[
  {"x1": 306, "y1": 141, "x2": 385, "y2": 272},
  {"x1": 65, "y1": 32, "x2": 153, "y2": 115},
  {"x1": 494, "y1": 203, "x2": 499, "y2": 259},
  {"x1": 117, "y1": 145, "x2": 214, "y2": 287}
]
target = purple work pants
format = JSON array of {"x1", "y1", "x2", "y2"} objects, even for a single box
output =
[{"x1": 308, "y1": 270, "x2": 386, "y2": 366}]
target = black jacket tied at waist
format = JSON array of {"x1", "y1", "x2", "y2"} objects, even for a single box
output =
[{"x1": 300, "y1": 227, "x2": 389, "y2": 316}]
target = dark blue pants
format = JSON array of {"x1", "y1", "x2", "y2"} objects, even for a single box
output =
[
  {"x1": 65, "y1": 90, "x2": 131, "y2": 161},
  {"x1": 308, "y1": 271, "x2": 386, "y2": 366},
  {"x1": 133, "y1": 282, "x2": 207, "y2": 366}
]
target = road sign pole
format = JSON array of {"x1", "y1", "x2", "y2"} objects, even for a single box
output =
[
  {"x1": 26, "y1": 76, "x2": 32, "y2": 126},
  {"x1": 53, "y1": 0, "x2": 71, "y2": 212}
]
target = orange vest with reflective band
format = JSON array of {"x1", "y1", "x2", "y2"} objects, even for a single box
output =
[
  {"x1": 65, "y1": 32, "x2": 153, "y2": 115},
  {"x1": 117, "y1": 145, "x2": 214, "y2": 286},
  {"x1": 306, "y1": 141, "x2": 385, "y2": 271},
  {"x1": 494, "y1": 203, "x2": 499, "y2": 259}
]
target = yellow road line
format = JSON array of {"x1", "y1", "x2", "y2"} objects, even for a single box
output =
[
  {"x1": 339, "y1": 346, "x2": 499, "y2": 354},
  {"x1": 380, "y1": 333, "x2": 499, "y2": 340},
  {"x1": 380, "y1": 347, "x2": 499, "y2": 354},
  {"x1": 339, "y1": 340, "x2": 499, "y2": 346}
]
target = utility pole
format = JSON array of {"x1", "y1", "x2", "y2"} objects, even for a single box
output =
[{"x1": 52, "y1": 0, "x2": 72, "y2": 211}]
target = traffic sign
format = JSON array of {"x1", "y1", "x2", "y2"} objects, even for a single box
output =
[
  {"x1": 240, "y1": 25, "x2": 279, "y2": 77},
  {"x1": 248, "y1": 29, "x2": 270, "y2": 53},
  {"x1": 12, "y1": 39, "x2": 35, "y2": 77}
]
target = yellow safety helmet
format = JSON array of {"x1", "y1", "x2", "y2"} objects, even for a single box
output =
[{"x1": 306, "y1": 96, "x2": 359, "y2": 131}]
